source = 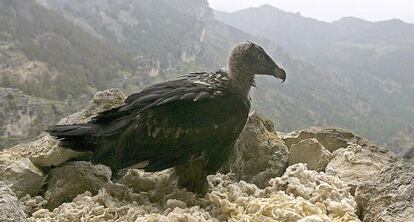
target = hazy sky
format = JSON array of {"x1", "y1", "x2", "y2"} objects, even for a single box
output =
[{"x1": 208, "y1": 0, "x2": 414, "y2": 23}]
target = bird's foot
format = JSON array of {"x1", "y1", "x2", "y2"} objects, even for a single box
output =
[{"x1": 174, "y1": 159, "x2": 209, "y2": 195}]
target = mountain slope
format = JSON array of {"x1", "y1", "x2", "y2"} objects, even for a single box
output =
[
  {"x1": 1, "y1": 0, "x2": 409, "y2": 150},
  {"x1": 215, "y1": 5, "x2": 414, "y2": 144},
  {"x1": 0, "y1": 0, "x2": 142, "y2": 148},
  {"x1": 0, "y1": 88, "x2": 73, "y2": 149},
  {"x1": 0, "y1": 0, "x2": 142, "y2": 100},
  {"x1": 35, "y1": 0, "x2": 212, "y2": 70}
]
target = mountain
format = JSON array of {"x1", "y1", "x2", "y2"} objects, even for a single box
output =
[
  {"x1": 0, "y1": 0, "x2": 144, "y2": 99},
  {"x1": 215, "y1": 5, "x2": 414, "y2": 145},
  {"x1": 0, "y1": 0, "x2": 143, "y2": 148},
  {"x1": 37, "y1": 0, "x2": 402, "y2": 143},
  {"x1": 0, "y1": 0, "x2": 411, "y2": 151},
  {"x1": 0, "y1": 0, "x2": 248, "y2": 148},
  {"x1": 35, "y1": 0, "x2": 211, "y2": 69}
]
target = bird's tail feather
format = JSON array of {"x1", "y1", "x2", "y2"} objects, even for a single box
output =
[{"x1": 46, "y1": 124, "x2": 97, "y2": 152}]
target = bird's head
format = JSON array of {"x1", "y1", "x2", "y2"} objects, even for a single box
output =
[{"x1": 229, "y1": 41, "x2": 286, "y2": 82}]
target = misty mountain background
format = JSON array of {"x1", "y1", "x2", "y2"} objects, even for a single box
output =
[{"x1": 0, "y1": 0, "x2": 413, "y2": 156}]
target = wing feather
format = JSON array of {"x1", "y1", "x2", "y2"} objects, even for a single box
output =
[
  {"x1": 194, "y1": 91, "x2": 211, "y2": 101},
  {"x1": 92, "y1": 78, "x2": 223, "y2": 123}
]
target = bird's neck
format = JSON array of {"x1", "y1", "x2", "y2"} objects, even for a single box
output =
[{"x1": 228, "y1": 61, "x2": 255, "y2": 97}]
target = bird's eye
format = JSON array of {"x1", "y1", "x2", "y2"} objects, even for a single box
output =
[{"x1": 258, "y1": 53, "x2": 265, "y2": 60}]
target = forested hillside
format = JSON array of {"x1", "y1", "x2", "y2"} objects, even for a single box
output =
[
  {"x1": 1, "y1": 0, "x2": 412, "y2": 151},
  {"x1": 216, "y1": 5, "x2": 414, "y2": 146}
]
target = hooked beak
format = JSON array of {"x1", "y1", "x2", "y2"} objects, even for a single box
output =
[{"x1": 273, "y1": 66, "x2": 286, "y2": 82}]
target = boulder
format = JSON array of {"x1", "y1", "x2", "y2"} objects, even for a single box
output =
[
  {"x1": 0, "y1": 158, "x2": 44, "y2": 198},
  {"x1": 0, "y1": 181, "x2": 27, "y2": 222},
  {"x1": 288, "y1": 138, "x2": 331, "y2": 171},
  {"x1": 1, "y1": 89, "x2": 125, "y2": 168},
  {"x1": 225, "y1": 112, "x2": 288, "y2": 188},
  {"x1": 355, "y1": 161, "x2": 414, "y2": 222},
  {"x1": 326, "y1": 144, "x2": 397, "y2": 193},
  {"x1": 44, "y1": 161, "x2": 112, "y2": 210},
  {"x1": 282, "y1": 127, "x2": 372, "y2": 152},
  {"x1": 56, "y1": 88, "x2": 126, "y2": 125}
]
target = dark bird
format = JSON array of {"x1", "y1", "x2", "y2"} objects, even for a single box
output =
[{"x1": 47, "y1": 42, "x2": 286, "y2": 194}]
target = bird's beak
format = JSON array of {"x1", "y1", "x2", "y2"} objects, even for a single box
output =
[{"x1": 273, "y1": 66, "x2": 286, "y2": 82}]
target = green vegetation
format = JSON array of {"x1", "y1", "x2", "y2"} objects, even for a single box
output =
[
  {"x1": 0, "y1": 0, "x2": 137, "y2": 100},
  {"x1": 0, "y1": 0, "x2": 412, "y2": 148}
]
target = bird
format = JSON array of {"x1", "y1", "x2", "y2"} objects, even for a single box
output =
[{"x1": 46, "y1": 41, "x2": 286, "y2": 194}]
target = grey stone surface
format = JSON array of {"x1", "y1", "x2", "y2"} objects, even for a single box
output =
[
  {"x1": 0, "y1": 158, "x2": 44, "y2": 198},
  {"x1": 355, "y1": 161, "x2": 414, "y2": 222},
  {"x1": 288, "y1": 138, "x2": 331, "y2": 171},
  {"x1": 282, "y1": 127, "x2": 372, "y2": 152},
  {"x1": 225, "y1": 112, "x2": 289, "y2": 188},
  {"x1": 0, "y1": 181, "x2": 28, "y2": 222},
  {"x1": 326, "y1": 144, "x2": 397, "y2": 193},
  {"x1": 44, "y1": 161, "x2": 112, "y2": 210}
]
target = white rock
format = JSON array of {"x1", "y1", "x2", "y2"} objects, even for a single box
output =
[
  {"x1": 289, "y1": 138, "x2": 331, "y2": 171},
  {"x1": 0, "y1": 158, "x2": 44, "y2": 198},
  {"x1": 0, "y1": 181, "x2": 28, "y2": 222},
  {"x1": 56, "y1": 88, "x2": 125, "y2": 125},
  {"x1": 282, "y1": 127, "x2": 371, "y2": 152},
  {"x1": 7, "y1": 136, "x2": 84, "y2": 168},
  {"x1": 355, "y1": 161, "x2": 414, "y2": 222},
  {"x1": 326, "y1": 144, "x2": 397, "y2": 193}
]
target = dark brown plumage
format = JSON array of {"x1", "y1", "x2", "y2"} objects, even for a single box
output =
[{"x1": 47, "y1": 41, "x2": 286, "y2": 194}]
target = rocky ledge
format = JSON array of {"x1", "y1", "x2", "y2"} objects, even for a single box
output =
[{"x1": 0, "y1": 89, "x2": 412, "y2": 222}]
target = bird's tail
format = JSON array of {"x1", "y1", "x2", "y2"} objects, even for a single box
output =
[{"x1": 46, "y1": 124, "x2": 97, "y2": 152}]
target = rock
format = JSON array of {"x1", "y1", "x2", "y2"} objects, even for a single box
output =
[
  {"x1": 4, "y1": 136, "x2": 84, "y2": 169},
  {"x1": 28, "y1": 164, "x2": 360, "y2": 221},
  {"x1": 0, "y1": 151, "x2": 21, "y2": 169},
  {"x1": 56, "y1": 88, "x2": 125, "y2": 125},
  {"x1": 355, "y1": 161, "x2": 414, "y2": 222},
  {"x1": 282, "y1": 127, "x2": 372, "y2": 152},
  {"x1": 225, "y1": 112, "x2": 289, "y2": 188},
  {"x1": 0, "y1": 181, "x2": 28, "y2": 222},
  {"x1": 289, "y1": 138, "x2": 331, "y2": 171},
  {"x1": 1, "y1": 89, "x2": 125, "y2": 168},
  {"x1": 20, "y1": 195, "x2": 47, "y2": 217},
  {"x1": 326, "y1": 144, "x2": 397, "y2": 193},
  {"x1": 44, "y1": 161, "x2": 112, "y2": 210},
  {"x1": 0, "y1": 158, "x2": 44, "y2": 198}
]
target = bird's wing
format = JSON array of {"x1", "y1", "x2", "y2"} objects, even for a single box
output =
[
  {"x1": 88, "y1": 77, "x2": 250, "y2": 172},
  {"x1": 91, "y1": 78, "x2": 227, "y2": 124},
  {"x1": 106, "y1": 85, "x2": 249, "y2": 172}
]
